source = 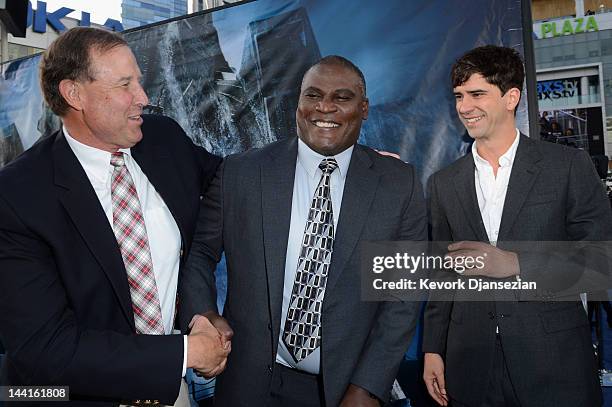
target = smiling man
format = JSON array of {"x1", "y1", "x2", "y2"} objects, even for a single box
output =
[
  {"x1": 180, "y1": 55, "x2": 426, "y2": 406},
  {"x1": 422, "y1": 46, "x2": 612, "y2": 407},
  {"x1": 0, "y1": 27, "x2": 227, "y2": 405}
]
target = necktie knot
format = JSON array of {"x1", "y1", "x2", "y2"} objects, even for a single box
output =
[
  {"x1": 110, "y1": 152, "x2": 125, "y2": 168},
  {"x1": 319, "y1": 158, "x2": 338, "y2": 174}
]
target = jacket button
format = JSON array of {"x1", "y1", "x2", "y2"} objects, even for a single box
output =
[{"x1": 267, "y1": 364, "x2": 272, "y2": 373}]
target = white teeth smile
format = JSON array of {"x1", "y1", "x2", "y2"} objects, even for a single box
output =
[
  {"x1": 465, "y1": 116, "x2": 483, "y2": 123},
  {"x1": 313, "y1": 120, "x2": 340, "y2": 128},
  {"x1": 129, "y1": 115, "x2": 141, "y2": 120}
]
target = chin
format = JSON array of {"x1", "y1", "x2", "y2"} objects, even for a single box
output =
[
  {"x1": 465, "y1": 130, "x2": 481, "y2": 140},
  {"x1": 127, "y1": 132, "x2": 144, "y2": 146}
]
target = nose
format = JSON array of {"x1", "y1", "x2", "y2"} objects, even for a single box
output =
[
  {"x1": 457, "y1": 97, "x2": 473, "y2": 114},
  {"x1": 315, "y1": 97, "x2": 337, "y2": 113},
  {"x1": 134, "y1": 82, "x2": 149, "y2": 108}
]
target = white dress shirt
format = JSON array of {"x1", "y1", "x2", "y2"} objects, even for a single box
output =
[
  {"x1": 63, "y1": 126, "x2": 188, "y2": 376},
  {"x1": 275, "y1": 139, "x2": 354, "y2": 374},
  {"x1": 472, "y1": 129, "x2": 520, "y2": 245},
  {"x1": 472, "y1": 129, "x2": 520, "y2": 334}
]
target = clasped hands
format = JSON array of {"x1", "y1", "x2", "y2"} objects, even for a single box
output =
[{"x1": 186, "y1": 311, "x2": 233, "y2": 378}]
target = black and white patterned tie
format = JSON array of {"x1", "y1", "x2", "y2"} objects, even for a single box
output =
[{"x1": 283, "y1": 157, "x2": 338, "y2": 363}]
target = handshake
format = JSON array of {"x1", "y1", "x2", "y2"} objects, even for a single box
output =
[{"x1": 186, "y1": 311, "x2": 233, "y2": 378}]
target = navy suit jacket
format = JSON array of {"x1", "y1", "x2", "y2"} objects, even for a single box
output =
[{"x1": 0, "y1": 115, "x2": 221, "y2": 404}]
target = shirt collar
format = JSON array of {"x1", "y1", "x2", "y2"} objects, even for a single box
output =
[
  {"x1": 63, "y1": 125, "x2": 132, "y2": 185},
  {"x1": 472, "y1": 129, "x2": 520, "y2": 170},
  {"x1": 297, "y1": 138, "x2": 354, "y2": 179}
]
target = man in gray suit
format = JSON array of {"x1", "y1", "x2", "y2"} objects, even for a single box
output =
[
  {"x1": 423, "y1": 45, "x2": 612, "y2": 407},
  {"x1": 180, "y1": 55, "x2": 426, "y2": 406}
]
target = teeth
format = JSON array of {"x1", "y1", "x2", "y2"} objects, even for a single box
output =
[
  {"x1": 313, "y1": 120, "x2": 339, "y2": 128},
  {"x1": 465, "y1": 116, "x2": 483, "y2": 123}
]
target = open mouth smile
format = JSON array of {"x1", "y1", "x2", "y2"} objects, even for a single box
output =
[
  {"x1": 464, "y1": 116, "x2": 484, "y2": 124},
  {"x1": 312, "y1": 120, "x2": 340, "y2": 128}
]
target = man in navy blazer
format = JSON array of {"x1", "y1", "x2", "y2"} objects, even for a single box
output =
[{"x1": 0, "y1": 27, "x2": 228, "y2": 405}]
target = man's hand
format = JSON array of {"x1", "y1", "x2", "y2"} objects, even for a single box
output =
[
  {"x1": 423, "y1": 353, "x2": 448, "y2": 406},
  {"x1": 447, "y1": 241, "x2": 519, "y2": 278},
  {"x1": 339, "y1": 384, "x2": 380, "y2": 407},
  {"x1": 190, "y1": 311, "x2": 233, "y2": 351},
  {"x1": 186, "y1": 315, "x2": 229, "y2": 378}
]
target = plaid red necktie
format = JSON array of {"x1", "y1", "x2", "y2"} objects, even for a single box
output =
[{"x1": 110, "y1": 152, "x2": 164, "y2": 334}]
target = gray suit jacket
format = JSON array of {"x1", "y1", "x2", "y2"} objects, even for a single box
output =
[
  {"x1": 180, "y1": 137, "x2": 427, "y2": 406},
  {"x1": 423, "y1": 135, "x2": 612, "y2": 407}
]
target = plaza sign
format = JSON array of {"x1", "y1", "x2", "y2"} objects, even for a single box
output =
[
  {"x1": 26, "y1": 1, "x2": 123, "y2": 33},
  {"x1": 540, "y1": 16, "x2": 598, "y2": 38},
  {"x1": 534, "y1": 15, "x2": 602, "y2": 39}
]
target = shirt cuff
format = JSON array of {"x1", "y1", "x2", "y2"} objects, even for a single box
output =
[{"x1": 182, "y1": 335, "x2": 188, "y2": 377}]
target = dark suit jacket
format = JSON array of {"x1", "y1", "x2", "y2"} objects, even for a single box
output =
[
  {"x1": 180, "y1": 137, "x2": 427, "y2": 406},
  {"x1": 423, "y1": 135, "x2": 612, "y2": 407},
  {"x1": 0, "y1": 115, "x2": 221, "y2": 405}
]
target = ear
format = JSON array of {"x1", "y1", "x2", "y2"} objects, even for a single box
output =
[
  {"x1": 361, "y1": 97, "x2": 369, "y2": 120},
  {"x1": 505, "y1": 87, "x2": 521, "y2": 112},
  {"x1": 58, "y1": 79, "x2": 84, "y2": 111}
]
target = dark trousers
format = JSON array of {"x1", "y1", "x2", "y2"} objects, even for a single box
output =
[
  {"x1": 453, "y1": 336, "x2": 521, "y2": 407},
  {"x1": 268, "y1": 363, "x2": 324, "y2": 407}
]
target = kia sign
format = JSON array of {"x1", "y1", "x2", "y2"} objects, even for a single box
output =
[{"x1": 25, "y1": 1, "x2": 123, "y2": 33}]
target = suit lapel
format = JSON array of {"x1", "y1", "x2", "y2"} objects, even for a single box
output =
[
  {"x1": 326, "y1": 146, "x2": 379, "y2": 293},
  {"x1": 261, "y1": 138, "x2": 297, "y2": 341},
  {"x1": 453, "y1": 154, "x2": 489, "y2": 242},
  {"x1": 52, "y1": 131, "x2": 135, "y2": 328},
  {"x1": 498, "y1": 135, "x2": 542, "y2": 241}
]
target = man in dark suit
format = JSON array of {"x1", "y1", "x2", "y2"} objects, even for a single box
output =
[
  {"x1": 0, "y1": 27, "x2": 229, "y2": 405},
  {"x1": 423, "y1": 45, "x2": 612, "y2": 407},
  {"x1": 180, "y1": 55, "x2": 427, "y2": 406}
]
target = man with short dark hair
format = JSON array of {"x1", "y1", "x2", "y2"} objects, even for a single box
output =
[
  {"x1": 180, "y1": 55, "x2": 426, "y2": 406},
  {"x1": 423, "y1": 45, "x2": 612, "y2": 407},
  {"x1": 0, "y1": 27, "x2": 227, "y2": 405}
]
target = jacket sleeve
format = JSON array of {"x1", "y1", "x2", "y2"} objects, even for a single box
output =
[
  {"x1": 517, "y1": 149, "x2": 612, "y2": 299},
  {"x1": 350, "y1": 165, "x2": 427, "y2": 401},
  {"x1": 178, "y1": 161, "x2": 225, "y2": 330},
  {"x1": 422, "y1": 173, "x2": 454, "y2": 355}
]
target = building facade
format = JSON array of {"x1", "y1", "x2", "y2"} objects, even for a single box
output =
[
  {"x1": 122, "y1": 0, "x2": 188, "y2": 29},
  {"x1": 533, "y1": 0, "x2": 612, "y2": 155},
  {"x1": 192, "y1": 0, "x2": 243, "y2": 12}
]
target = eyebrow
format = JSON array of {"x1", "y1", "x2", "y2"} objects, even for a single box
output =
[
  {"x1": 117, "y1": 75, "x2": 140, "y2": 83},
  {"x1": 302, "y1": 86, "x2": 357, "y2": 95},
  {"x1": 454, "y1": 89, "x2": 488, "y2": 96},
  {"x1": 303, "y1": 86, "x2": 322, "y2": 93}
]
